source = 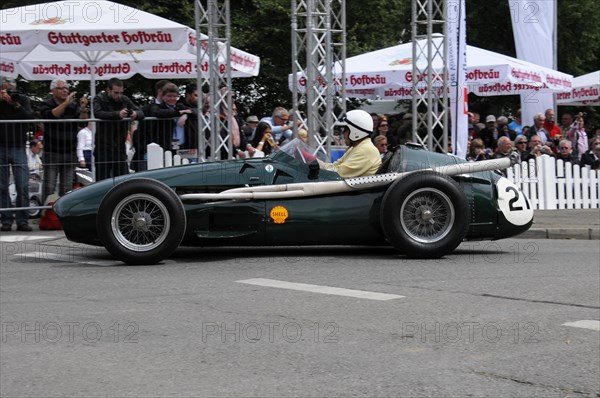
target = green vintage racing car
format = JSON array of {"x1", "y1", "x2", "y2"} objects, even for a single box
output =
[{"x1": 53, "y1": 140, "x2": 534, "y2": 265}]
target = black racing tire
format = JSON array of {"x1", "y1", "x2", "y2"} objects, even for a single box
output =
[
  {"x1": 380, "y1": 170, "x2": 469, "y2": 259},
  {"x1": 97, "y1": 178, "x2": 186, "y2": 265}
]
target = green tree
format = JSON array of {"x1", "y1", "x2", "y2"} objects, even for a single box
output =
[{"x1": 2, "y1": 0, "x2": 599, "y2": 124}]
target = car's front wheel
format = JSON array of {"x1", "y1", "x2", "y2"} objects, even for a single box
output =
[
  {"x1": 381, "y1": 171, "x2": 469, "y2": 258},
  {"x1": 97, "y1": 178, "x2": 186, "y2": 265}
]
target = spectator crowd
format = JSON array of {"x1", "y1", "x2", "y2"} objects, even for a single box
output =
[
  {"x1": 462, "y1": 108, "x2": 599, "y2": 169},
  {"x1": 367, "y1": 107, "x2": 600, "y2": 170}
]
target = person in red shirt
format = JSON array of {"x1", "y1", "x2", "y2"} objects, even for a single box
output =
[{"x1": 543, "y1": 108, "x2": 562, "y2": 140}]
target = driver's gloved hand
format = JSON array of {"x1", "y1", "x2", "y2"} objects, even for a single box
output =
[{"x1": 300, "y1": 149, "x2": 317, "y2": 162}]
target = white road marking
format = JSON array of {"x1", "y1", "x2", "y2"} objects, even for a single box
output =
[
  {"x1": 19, "y1": 251, "x2": 120, "y2": 266},
  {"x1": 236, "y1": 278, "x2": 404, "y2": 301},
  {"x1": 0, "y1": 235, "x2": 56, "y2": 243},
  {"x1": 563, "y1": 320, "x2": 600, "y2": 331}
]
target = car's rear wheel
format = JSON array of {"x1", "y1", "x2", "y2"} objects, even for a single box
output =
[
  {"x1": 381, "y1": 171, "x2": 469, "y2": 258},
  {"x1": 97, "y1": 178, "x2": 186, "y2": 265}
]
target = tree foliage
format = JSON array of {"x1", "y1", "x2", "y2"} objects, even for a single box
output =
[{"x1": 2, "y1": 0, "x2": 599, "y2": 122}]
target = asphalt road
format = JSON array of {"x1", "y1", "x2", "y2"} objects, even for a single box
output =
[{"x1": 1, "y1": 234, "x2": 599, "y2": 397}]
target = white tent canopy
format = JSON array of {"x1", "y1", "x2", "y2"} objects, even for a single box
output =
[
  {"x1": 0, "y1": 1, "x2": 260, "y2": 81},
  {"x1": 0, "y1": 32, "x2": 260, "y2": 80},
  {"x1": 290, "y1": 37, "x2": 572, "y2": 99},
  {"x1": 0, "y1": 1, "x2": 188, "y2": 53},
  {"x1": 557, "y1": 71, "x2": 600, "y2": 106}
]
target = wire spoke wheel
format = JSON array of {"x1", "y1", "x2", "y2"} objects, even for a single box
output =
[
  {"x1": 380, "y1": 171, "x2": 469, "y2": 259},
  {"x1": 98, "y1": 178, "x2": 186, "y2": 265},
  {"x1": 400, "y1": 188, "x2": 454, "y2": 243},
  {"x1": 111, "y1": 194, "x2": 170, "y2": 251}
]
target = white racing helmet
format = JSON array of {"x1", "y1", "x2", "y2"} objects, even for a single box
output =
[{"x1": 339, "y1": 109, "x2": 373, "y2": 142}]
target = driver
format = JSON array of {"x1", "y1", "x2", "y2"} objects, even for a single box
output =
[{"x1": 317, "y1": 109, "x2": 381, "y2": 178}]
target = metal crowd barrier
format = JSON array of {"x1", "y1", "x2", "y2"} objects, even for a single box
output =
[{"x1": 0, "y1": 117, "x2": 201, "y2": 216}]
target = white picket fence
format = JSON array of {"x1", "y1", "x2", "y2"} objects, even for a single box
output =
[
  {"x1": 507, "y1": 155, "x2": 600, "y2": 210},
  {"x1": 147, "y1": 145, "x2": 599, "y2": 210}
]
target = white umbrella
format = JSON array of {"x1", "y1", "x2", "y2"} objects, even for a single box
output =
[
  {"x1": 290, "y1": 37, "x2": 572, "y2": 99},
  {"x1": 0, "y1": 29, "x2": 260, "y2": 81},
  {"x1": 0, "y1": 0, "x2": 186, "y2": 114},
  {"x1": 0, "y1": 0, "x2": 260, "y2": 107},
  {"x1": 0, "y1": 1, "x2": 189, "y2": 53},
  {"x1": 557, "y1": 71, "x2": 600, "y2": 106}
]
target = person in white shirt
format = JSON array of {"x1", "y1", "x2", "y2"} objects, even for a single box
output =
[
  {"x1": 77, "y1": 122, "x2": 93, "y2": 171},
  {"x1": 27, "y1": 139, "x2": 43, "y2": 174},
  {"x1": 527, "y1": 113, "x2": 549, "y2": 144},
  {"x1": 259, "y1": 107, "x2": 294, "y2": 143}
]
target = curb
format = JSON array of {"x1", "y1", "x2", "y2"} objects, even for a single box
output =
[{"x1": 517, "y1": 228, "x2": 600, "y2": 240}]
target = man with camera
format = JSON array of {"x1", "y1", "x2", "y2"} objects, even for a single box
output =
[
  {"x1": 0, "y1": 77, "x2": 35, "y2": 232},
  {"x1": 38, "y1": 79, "x2": 89, "y2": 203},
  {"x1": 93, "y1": 78, "x2": 143, "y2": 180}
]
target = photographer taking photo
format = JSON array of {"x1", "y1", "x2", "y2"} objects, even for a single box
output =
[
  {"x1": 38, "y1": 78, "x2": 89, "y2": 203},
  {"x1": 0, "y1": 77, "x2": 35, "y2": 232},
  {"x1": 93, "y1": 78, "x2": 143, "y2": 180}
]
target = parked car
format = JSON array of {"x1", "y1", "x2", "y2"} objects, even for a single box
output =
[{"x1": 53, "y1": 140, "x2": 533, "y2": 265}]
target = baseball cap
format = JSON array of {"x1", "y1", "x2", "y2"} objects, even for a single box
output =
[{"x1": 486, "y1": 115, "x2": 496, "y2": 123}]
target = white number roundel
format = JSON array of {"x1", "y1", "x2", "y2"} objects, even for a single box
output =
[{"x1": 496, "y1": 177, "x2": 534, "y2": 226}]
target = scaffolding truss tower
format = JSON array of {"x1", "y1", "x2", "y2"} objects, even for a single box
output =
[
  {"x1": 291, "y1": 0, "x2": 346, "y2": 158},
  {"x1": 195, "y1": 0, "x2": 234, "y2": 160},
  {"x1": 412, "y1": 0, "x2": 448, "y2": 153}
]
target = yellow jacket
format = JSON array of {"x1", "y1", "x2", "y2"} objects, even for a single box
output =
[{"x1": 318, "y1": 138, "x2": 381, "y2": 178}]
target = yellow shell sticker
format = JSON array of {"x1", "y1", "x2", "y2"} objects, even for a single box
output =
[{"x1": 270, "y1": 206, "x2": 289, "y2": 224}]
